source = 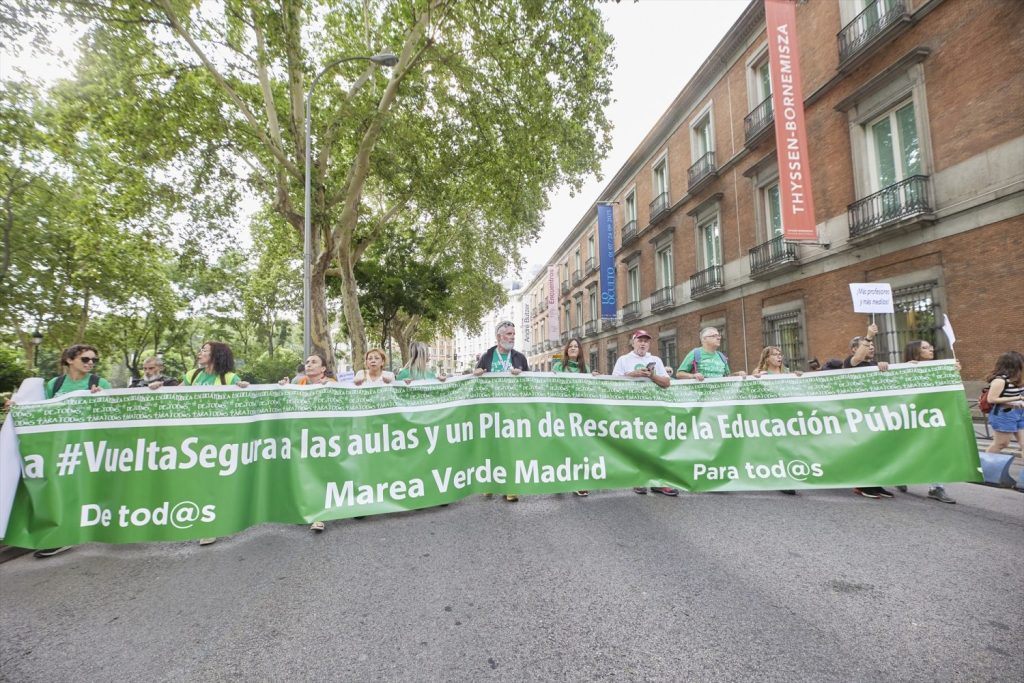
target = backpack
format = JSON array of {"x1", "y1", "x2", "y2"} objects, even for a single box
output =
[
  {"x1": 978, "y1": 387, "x2": 992, "y2": 414},
  {"x1": 51, "y1": 373, "x2": 100, "y2": 395},
  {"x1": 690, "y1": 348, "x2": 729, "y2": 374}
]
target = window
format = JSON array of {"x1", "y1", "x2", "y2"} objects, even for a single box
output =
[
  {"x1": 656, "y1": 245, "x2": 674, "y2": 289},
  {"x1": 564, "y1": 303, "x2": 571, "y2": 331},
  {"x1": 692, "y1": 113, "x2": 713, "y2": 159},
  {"x1": 587, "y1": 235, "x2": 595, "y2": 262},
  {"x1": 625, "y1": 191, "x2": 637, "y2": 224},
  {"x1": 606, "y1": 348, "x2": 617, "y2": 375},
  {"x1": 574, "y1": 299, "x2": 583, "y2": 331},
  {"x1": 765, "y1": 183, "x2": 782, "y2": 238},
  {"x1": 653, "y1": 160, "x2": 668, "y2": 197},
  {"x1": 628, "y1": 265, "x2": 640, "y2": 303},
  {"x1": 588, "y1": 289, "x2": 598, "y2": 321},
  {"x1": 660, "y1": 337, "x2": 678, "y2": 373},
  {"x1": 876, "y1": 281, "x2": 944, "y2": 363},
  {"x1": 762, "y1": 311, "x2": 806, "y2": 371},
  {"x1": 867, "y1": 101, "x2": 920, "y2": 192},
  {"x1": 574, "y1": 249, "x2": 582, "y2": 274},
  {"x1": 697, "y1": 215, "x2": 722, "y2": 268},
  {"x1": 589, "y1": 349, "x2": 598, "y2": 373}
]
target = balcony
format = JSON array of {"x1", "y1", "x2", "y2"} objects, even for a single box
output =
[
  {"x1": 584, "y1": 257, "x2": 596, "y2": 275},
  {"x1": 848, "y1": 175, "x2": 934, "y2": 242},
  {"x1": 584, "y1": 319, "x2": 597, "y2": 337},
  {"x1": 749, "y1": 234, "x2": 799, "y2": 278},
  {"x1": 621, "y1": 219, "x2": 639, "y2": 246},
  {"x1": 571, "y1": 269, "x2": 582, "y2": 287},
  {"x1": 838, "y1": 0, "x2": 911, "y2": 68},
  {"x1": 649, "y1": 192, "x2": 669, "y2": 223},
  {"x1": 689, "y1": 265, "x2": 724, "y2": 300},
  {"x1": 560, "y1": 279, "x2": 569, "y2": 295},
  {"x1": 650, "y1": 285, "x2": 675, "y2": 312},
  {"x1": 687, "y1": 151, "x2": 717, "y2": 192},
  {"x1": 621, "y1": 301, "x2": 641, "y2": 322},
  {"x1": 744, "y1": 95, "x2": 774, "y2": 147},
  {"x1": 601, "y1": 317, "x2": 619, "y2": 331},
  {"x1": 559, "y1": 331, "x2": 570, "y2": 346}
]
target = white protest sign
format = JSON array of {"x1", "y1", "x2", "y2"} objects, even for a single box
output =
[{"x1": 848, "y1": 283, "x2": 894, "y2": 314}]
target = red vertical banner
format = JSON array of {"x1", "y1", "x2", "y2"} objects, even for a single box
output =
[{"x1": 765, "y1": 0, "x2": 817, "y2": 241}]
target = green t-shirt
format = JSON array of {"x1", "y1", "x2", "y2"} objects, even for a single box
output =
[
  {"x1": 45, "y1": 374, "x2": 112, "y2": 399},
  {"x1": 678, "y1": 348, "x2": 730, "y2": 377},
  {"x1": 182, "y1": 369, "x2": 240, "y2": 386},
  {"x1": 552, "y1": 359, "x2": 583, "y2": 373},
  {"x1": 396, "y1": 368, "x2": 436, "y2": 381},
  {"x1": 489, "y1": 349, "x2": 516, "y2": 373}
]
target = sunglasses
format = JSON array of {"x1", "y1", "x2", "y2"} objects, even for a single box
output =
[{"x1": 79, "y1": 356, "x2": 99, "y2": 364}]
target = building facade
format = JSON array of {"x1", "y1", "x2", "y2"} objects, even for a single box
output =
[{"x1": 524, "y1": 0, "x2": 1022, "y2": 380}]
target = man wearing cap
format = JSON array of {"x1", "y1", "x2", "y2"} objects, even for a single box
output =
[
  {"x1": 612, "y1": 330, "x2": 678, "y2": 497},
  {"x1": 474, "y1": 320, "x2": 529, "y2": 502}
]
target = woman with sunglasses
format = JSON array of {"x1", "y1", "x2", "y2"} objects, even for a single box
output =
[{"x1": 44, "y1": 344, "x2": 111, "y2": 399}]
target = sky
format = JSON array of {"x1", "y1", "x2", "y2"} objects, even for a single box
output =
[{"x1": 522, "y1": 0, "x2": 749, "y2": 276}]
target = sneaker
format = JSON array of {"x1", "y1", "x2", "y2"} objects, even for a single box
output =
[
  {"x1": 310, "y1": 521, "x2": 325, "y2": 532},
  {"x1": 198, "y1": 538, "x2": 217, "y2": 546},
  {"x1": 505, "y1": 494, "x2": 519, "y2": 502},
  {"x1": 633, "y1": 487, "x2": 648, "y2": 494},
  {"x1": 927, "y1": 487, "x2": 956, "y2": 504},
  {"x1": 780, "y1": 489, "x2": 797, "y2": 495},
  {"x1": 876, "y1": 487, "x2": 895, "y2": 499},
  {"x1": 652, "y1": 487, "x2": 679, "y2": 497},
  {"x1": 574, "y1": 490, "x2": 590, "y2": 497},
  {"x1": 33, "y1": 546, "x2": 71, "y2": 558},
  {"x1": 853, "y1": 487, "x2": 880, "y2": 499},
  {"x1": 896, "y1": 485, "x2": 908, "y2": 493}
]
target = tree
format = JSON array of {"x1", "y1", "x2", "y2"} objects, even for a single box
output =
[{"x1": 25, "y1": 0, "x2": 614, "y2": 370}]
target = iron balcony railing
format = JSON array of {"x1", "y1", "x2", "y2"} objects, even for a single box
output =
[
  {"x1": 621, "y1": 219, "x2": 638, "y2": 245},
  {"x1": 601, "y1": 317, "x2": 619, "y2": 330},
  {"x1": 749, "y1": 234, "x2": 798, "y2": 275},
  {"x1": 649, "y1": 192, "x2": 669, "y2": 222},
  {"x1": 572, "y1": 269, "x2": 582, "y2": 286},
  {"x1": 651, "y1": 286, "x2": 674, "y2": 311},
  {"x1": 584, "y1": 257, "x2": 596, "y2": 275},
  {"x1": 621, "y1": 301, "x2": 641, "y2": 322},
  {"x1": 689, "y1": 265, "x2": 724, "y2": 299},
  {"x1": 688, "y1": 151, "x2": 717, "y2": 190},
  {"x1": 560, "y1": 279, "x2": 569, "y2": 295},
  {"x1": 838, "y1": 0, "x2": 906, "y2": 63},
  {"x1": 584, "y1": 319, "x2": 597, "y2": 336},
  {"x1": 744, "y1": 95, "x2": 774, "y2": 145},
  {"x1": 848, "y1": 175, "x2": 932, "y2": 238},
  {"x1": 559, "y1": 331, "x2": 570, "y2": 346}
]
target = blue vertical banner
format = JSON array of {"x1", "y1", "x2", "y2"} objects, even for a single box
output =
[{"x1": 597, "y1": 203, "x2": 617, "y2": 318}]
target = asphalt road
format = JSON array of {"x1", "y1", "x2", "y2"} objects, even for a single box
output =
[{"x1": 2, "y1": 481, "x2": 1021, "y2": 682}]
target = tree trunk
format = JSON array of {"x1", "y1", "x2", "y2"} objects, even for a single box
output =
[
  {"x1": 75, "y1": 290, "x2": 91, "y2": 343},
  {"x1": 334, "y1": 245, "x2": 367, "y2": 371},
  {"x1": 309, "y1": 254, "x2": 336, "y2": 371}
]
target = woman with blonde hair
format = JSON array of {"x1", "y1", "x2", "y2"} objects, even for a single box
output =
[
  {"x1": 752, "y1": 346, "x2": 802, "y2": 377},
  {"x1": 353, "y1": 348, "x2": 395, "y2": 386},
  {"x1": 397, "y1": 342, "x2": 447, "y2": 383}
]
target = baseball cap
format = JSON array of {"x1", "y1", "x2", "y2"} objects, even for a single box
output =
[{"x1": 631, "y1": 329, "x2": 652, "y2": 340}]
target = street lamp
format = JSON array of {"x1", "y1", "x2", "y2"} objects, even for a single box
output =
[
  {"x1": 303, "y1": 51, "x2": 400, "y2": 359},
  {"x1": 29, "y1": 329, "x2": 43, "y2": 369}
]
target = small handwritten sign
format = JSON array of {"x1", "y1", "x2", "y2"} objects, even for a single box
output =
[{"x1": 849, "y1": 282, "x2": 894, "y2": 313}]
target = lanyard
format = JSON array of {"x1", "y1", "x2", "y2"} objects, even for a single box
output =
[{"x1": 495, "y1": 349, "x2": 512, "y2": 372}]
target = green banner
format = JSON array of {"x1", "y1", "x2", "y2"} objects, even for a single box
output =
[{"x1": 1, "y1": 362, "x2": 980, "y2": 547}]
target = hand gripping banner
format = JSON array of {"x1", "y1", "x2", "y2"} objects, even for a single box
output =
[{"x1": 0, "y1": 362, "x2": 980, "y2": 547}]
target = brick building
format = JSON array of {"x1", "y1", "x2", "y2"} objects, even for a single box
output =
[{"x1": 524, "y1": 0, "x2": 1022, "y2": 381}]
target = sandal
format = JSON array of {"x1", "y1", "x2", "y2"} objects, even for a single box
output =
[
  {"x1": 310, "y1": 521, "x2": 325, "y2": 532},
  {"x1": 575, "y1": 490, "x2": 590, "y2": 497}
]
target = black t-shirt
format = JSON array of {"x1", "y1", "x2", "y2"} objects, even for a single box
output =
[{"x1": 842, "y1": 355, "x2": 877, "y2": 369}]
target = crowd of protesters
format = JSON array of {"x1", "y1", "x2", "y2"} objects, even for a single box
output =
[{"x1": 12, "y1": 317, "x2": 1023, "y2": 558}]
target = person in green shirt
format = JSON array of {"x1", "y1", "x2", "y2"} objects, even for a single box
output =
[
  {"x1": 34, "y1": 344, "x2": 111, "y2": 559},
  {"x1": 397, "y1": 342, "x2": 448, "y2": 383},
  {"x1": 676, "y1": 327, "x2": 747, "y2": 380},
  {"x1": 43, "y1": 344, "x2": 112, "y2": 399},
  {"x1": 177, "y1": 341, "x2": 248, "y2": 388},
  {"x1": 552, "y1": 336, "x2": 598, "y2": 497}
]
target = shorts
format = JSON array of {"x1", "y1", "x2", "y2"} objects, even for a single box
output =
[{"x1": 988, "y1": 406, "x2": 1024, "y2": 433}]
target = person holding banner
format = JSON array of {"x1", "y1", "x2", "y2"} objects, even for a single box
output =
[
  {"x1": 129, "y1": 356, "x2": 178, "y2": 388},
  {"x1": 752, "y1": 346, "x2": 802, "y2": 378},
  {"x1": 553, "y1": 337, "x2": 598, "y2": 497},
  {"x1": 397, "y1": 342, "x2": 447, "y2": 383},
  {"x1": 897, "y1": 340, "x2": 959, "y2": 503},
  {"x1": 32, "y1": 344, "x2": 112, "y2": 558},
  {"x1": 280, "y1": 354, "x2": 336, "y2": 386},
  {"x1": 983, "y1": 352, "x2": 1024, "y2": 460},
  {"x1": 844, "y1": 325, "x2": 893, "y2": 499},
  {"x1": 354, "y1": 349, "x2": 395, "y2": 386},
  {"x1": 613, "y1": 330, "x2": 678, "y2": 497},
  {"x1": 474, "y1": 321, "x2": 528, "y2": 501},
  {"x1": 158, "y1": 341, "x2": 249, "y2": 389},
  {"x1": 676, "y1": 327, "x2": 746, "y2": 380}
]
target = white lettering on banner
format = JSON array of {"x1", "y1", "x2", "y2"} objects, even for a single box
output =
[
  {"x1": 324, "y1": 478, "x2": 426, "y2": 508},
  {"x1": 844, "y1": 405, "x2": 946, "y2": 433},
  {"x1": 80, "y1": 500, "x2": 216, "y2": 528},
  {"x1": 693, "y1": 459, "x2": 824, "y2": 481},
  {"x1": 432, "y1": 460, "x2": 508, "y2": 492},
  {"x1": 515, "y1": 456, "x2": 606, "y2": 484}
]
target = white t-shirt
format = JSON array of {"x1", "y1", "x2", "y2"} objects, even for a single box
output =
[
  {"x1": 612, "y1": 352, "x2": 668, "y2": 378},
  {"x1": 355, "y1": 370, "x2": 395, "y2": 387}
]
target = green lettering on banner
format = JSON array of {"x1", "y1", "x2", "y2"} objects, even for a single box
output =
[{"x1": 1, "y1": 363, "x2": 980, "y2": 548}]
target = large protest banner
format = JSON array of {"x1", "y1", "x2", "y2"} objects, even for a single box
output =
[{"x1": 1, "y1": 362, "x2": 979, "y2": 548}]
